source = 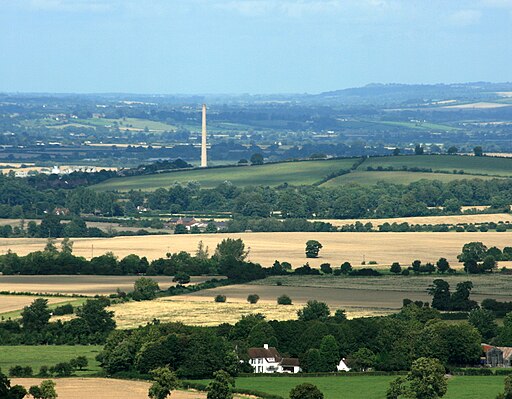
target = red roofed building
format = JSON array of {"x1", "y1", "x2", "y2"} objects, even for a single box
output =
[
  {"x1": 482, "y1": 344, "x2": 512, "y2": 367},
  {"x1": 247, "y1": 344, "x2": 301, "y2": 373}
]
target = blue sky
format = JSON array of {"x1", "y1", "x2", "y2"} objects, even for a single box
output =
[{"x1": 1, "y1": 0, "x2": 511, "y2": 94}]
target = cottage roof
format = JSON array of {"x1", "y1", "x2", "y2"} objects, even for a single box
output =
[
  {"x1": 247, "y1": 347, "x2": 281, "y2": 361},
  {"x1": 498, "y1": 347, "x2": 512, "y2": 360},
  {"x1": 280, "y1": 357, "x2": 300, "y2": 367}
]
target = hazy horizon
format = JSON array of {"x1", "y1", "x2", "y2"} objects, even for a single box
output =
[{"x1": 2, "y1": 0, "x2": 512, "y2": 94}]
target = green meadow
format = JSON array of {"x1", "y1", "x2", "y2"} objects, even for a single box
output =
[
  {"x1": 93, "y1": 154, "x2": 512, "y2": 192},
  {"x1": 0, "y1": 345, "x2": 103, "y2": 377},
  {"x1": 193, "y1": 375, "x2": 506, "y2": 399}
]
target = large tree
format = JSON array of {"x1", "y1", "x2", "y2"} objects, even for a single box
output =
[
  {"x1": 207, "y1": 370, "x2": 234, "y2": 399},
  {"x1": 387, "y1": 357, "x2": 447, "y2": 399},
  {"x1": 21, "y1": 298, "x2": 51, "y2": 331},
  {"x1": 148, "y1": 367, "x2": 179, "y2": 399},
  {"x1": 305, "y1": 240, "x2": 323, "y2": 258},
  {"x1": 297, "y1": 300, "x2": 330, "y2": 322}
]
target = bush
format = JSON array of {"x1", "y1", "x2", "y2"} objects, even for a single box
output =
[
  {"x1": 277, "y1": 295, "x2": 292, "y2": 305},
  {"x1": 50, "y1": 362, "x2": 73, "y2": 377},
  {"x1": 247, "y1": 294, "x2": 260, "y2": 304},
  {"x1": 215, "y1": 295, "x2": 227, "y2": 303},
  {"x1": 349, "y1": 268, "x2": 381, "y2": 277},
  {"x1": 290, "y1": 383, "x2": 324, "y2": 399},
  {"x1": 38, "y1": 366, "x2": 50, "y2": 377},
  {"x1": 52, "y1": 303, "x2": 74, "y2": 316},
  {"x1": 9, "y1": 365, "x2": 33, "y2": 377}
]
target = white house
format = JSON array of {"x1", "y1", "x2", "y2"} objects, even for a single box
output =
[
  {"x1": 247, "y1": 344, "x2": 301, "y2": 374},
  {"x1": 337, "y1": 358, "x2": 351, "y2": 372}
]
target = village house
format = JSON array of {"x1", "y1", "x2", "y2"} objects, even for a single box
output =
[
  {"x1": 482, "y1": 344, "x2": 512, "y2": 367},
  {"x1": 247, "y1": 344, "x2": 301, "y2": 374}
]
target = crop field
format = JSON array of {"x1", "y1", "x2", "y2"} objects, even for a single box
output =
[
  {"x1": 1, "y1": 232, "x2": 511, "y2": 268},
  {"x1": 73, "y1": 117, "x2": 177, "y2": 132},
  {"x1": 0, "y1": 295, "x2": 73, "y2": 314},
  {"x1": 315, "y1": 213, "x2": 512, "y2": 227},
  {"x1": 93, "y1": 158, "x2": 358, "y2": 191},
  {"x1": 193, "y1": 375, "x2": 506, "y2": 399},
  {"x1": 11, "y1": 378, "x2": 210, "y2": 399},
  {"x1": 321, "y1": 170, "x2": 499, "y2": 186},
  {"x1": 110, "y1": 297, "x2": 304, "y2": 328},
  {"x1": 359, "y1": 155, "x2": 512, "y2": 177},
  {"x1": 0, "y1": 346, "x2": 102, "y2": 377},
  {"x1": 0, "y1": 275, "x2": 214, "y2": 295}
]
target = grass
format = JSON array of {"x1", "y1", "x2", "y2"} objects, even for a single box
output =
[
  {"x1": 360, "y1": 155, "x2": 512, "y2": 177},
  {"x1": 73, "y1": 117, "x2": 177, "y2": 132},
  {"x1": 190, "y1": 375, "x2": 506, "y2": 399},
  {"x1": 368, "y1": 120, "x2": 460, "y2": 131},
  {"x1": 0, "y1": 345, "x2": 103, "y2": 377},
  {"x1": 92, "y1": 155, "x2": 512, "y2": 192},
  {"x1": 93, "y1": 158, "x2": 359, "y2": 191},
  {"x1": 2, "y1": 231, "x2": 512, "y2": 268},
  {"x1": 321, "y1": 170, "x2": 499, "y2": 186}
]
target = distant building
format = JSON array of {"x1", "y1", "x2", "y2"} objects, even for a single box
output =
[
  {"x1": 247, "y1": 344, "x2": 301, "y2": 374},
  {"x1": 482, "y1": 344, "x2": 512, "y2": 367},
  {"x1": 337, "y1": 359, "x2": 351, "y2": 372}
]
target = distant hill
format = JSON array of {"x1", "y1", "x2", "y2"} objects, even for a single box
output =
[{"x1": 312, "y1": 82, "x2": 512, "y2": 106}]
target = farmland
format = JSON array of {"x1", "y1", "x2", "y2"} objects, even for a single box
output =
[
  {"x1": 360, "y1": 155, "x2": 512, "y2": 177},
  {"x1": 92, "y1": 155, "x2": 512, "y2": 191},
  {"x1": 93, "y1": 158, "x2": 359, "y2": 191},
  {"x1": 110, "y1": 297, "x2": 304, "y2": 328},
  {"x1": 0, "y1": 346, "x2": 102, "y2": 377},
  {"x1": 0, "y1": 275, "x2": 215, "y2": 295},
  {"x1": 1, "y1": 232, "x2": 510, "y2": 268},
  {"x1": 0, "y1": 295, "x2": 74, "y2": 314},
  {"x1": 315, "y1": 212, "x2": 512, "y2": 227},
  {"x1": 107, "y1": 274, "x2": 512, "y2": 328},
  {"x1": 192, "y1": 375, "x2": 507, "y2": 399},
  {"x1": 11, "y1": 378, "x2": 209, "y2": 399},
  {"x1": 321, "y1": 170, "x2": 501, "y2": 186}
]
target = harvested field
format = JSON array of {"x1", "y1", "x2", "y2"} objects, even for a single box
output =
[
  {"x1": 443, "y1": 102, "x2": 511, "y2": 109},
  {"x1": 316, "y1": 213, "x2": 512, "y2": 227},
  {"x1": 0, "y1": 275, "x2": 217, "y2": 295},
  {"x1": 0, "y1": 295, "x2": 71, "y2": 313},
  {"x1": 1, "y1": 232, "x2": 511, "y2": 268},
  {"x1": 11, "y1": 378, "x2": 207, "y2": 399},
  {"x1": 110, "y1": 297, "x2": 304, "y2": 328}
]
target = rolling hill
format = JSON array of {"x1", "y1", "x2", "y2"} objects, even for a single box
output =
[{"x1": 93, "y1": 155, "x2": 512, "y2": 191}]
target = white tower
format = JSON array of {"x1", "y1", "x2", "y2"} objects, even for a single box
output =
[{"x1": 201, "y1": 104, "x2": 207, "y2": 167}]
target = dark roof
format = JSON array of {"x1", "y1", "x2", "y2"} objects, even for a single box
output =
[
  {"x1": 280, "y1": 357, "x2": 300, "y2": 367},
  {"x1": 247, "y1": 347, "x2": 281, "y2": 360}
]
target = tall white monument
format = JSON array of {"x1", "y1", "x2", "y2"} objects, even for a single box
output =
[{"x1": 201, "y1": 104, "x2": 207, "y2": 167}]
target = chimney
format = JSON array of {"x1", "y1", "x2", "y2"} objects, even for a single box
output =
[
  {"x1": 201, "y1": 104, "x2": 207, "y2": 167},
  {"x1": 264, "y1": 344, "x2": 269, "y2": 349}
]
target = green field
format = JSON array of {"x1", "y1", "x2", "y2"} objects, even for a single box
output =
[
  {"x1": 191, "y1": 375, "x2": 506, "y2": 399},
  {"x1": 74, "y1": 117, "x2": 177, "y2": 132},
  {"x1": 370, "y1": 120, "x2": 460, "y2": 131},
  {"x1": 0, "y1": 345, "x2": 102, "y2": 377},
  {"x1": 361, "y1": 155, "x2": 512, "y2": 177},
  {"x1": 94, "y1": 158, "x2": 359, "y2": 191},
  {"x1": 320, "y1": 170, "x2": 500, "y2": 186},
  {"x1": 93, "y1": 154, "x2": 512, "y2": 191}
]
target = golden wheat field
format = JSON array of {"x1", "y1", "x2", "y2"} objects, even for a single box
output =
[
  {"x1": 317, "y1": 213, "x2": 512, "y2": 227},
  {"x1": 110, "y1": 297, "x2": 305, "y2": 328},
  {"x1": 11, "y1": 378, "x2": 208, "y2": 399},
  {"x1": 0, "y1": 275, "x2": 215, "y2": 295},
  {"x1": 0, "y1": 295, "x2": 71, "y2": 314},
  {"x1": 1, "y1": 232, "x2": 511, "y2": 268}
]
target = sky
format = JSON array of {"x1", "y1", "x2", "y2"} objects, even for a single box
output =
[{"x1": 0, "y1": 0, "x2": 512, "y2": 94}]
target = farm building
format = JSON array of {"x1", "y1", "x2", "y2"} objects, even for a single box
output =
[
  {"x1": 482, "y1": 344, "x2": 512, "y2": 367},
  {"x1": 247, "y1": 344, "x2": 301, "y2": 374}
]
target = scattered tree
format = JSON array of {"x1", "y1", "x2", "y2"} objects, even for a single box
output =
[
  {"x1": 207, "y1": 370, "x2": 235, "y2": 399},
  {"x1": 305, "y1": 240, "x2": 323, "y2": 258},
  {"x1": 247, "y1": 294, "x2": 260, "y2": 304},
  {"x1": 289, "y1": 383, "x2": 324, "y2": 399},
  {"x1": 297, "y1": 300, "x2": 330, "y2": 322},
  {"x1": 148, "y1": 367, "x2": 179, "y2": 399},
  {"x1": 277, "y1": 295, "x2": 292, "y2": 305},
  {"x1": 133, "y1": 277, "x2": 160, "y2": 301}
]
